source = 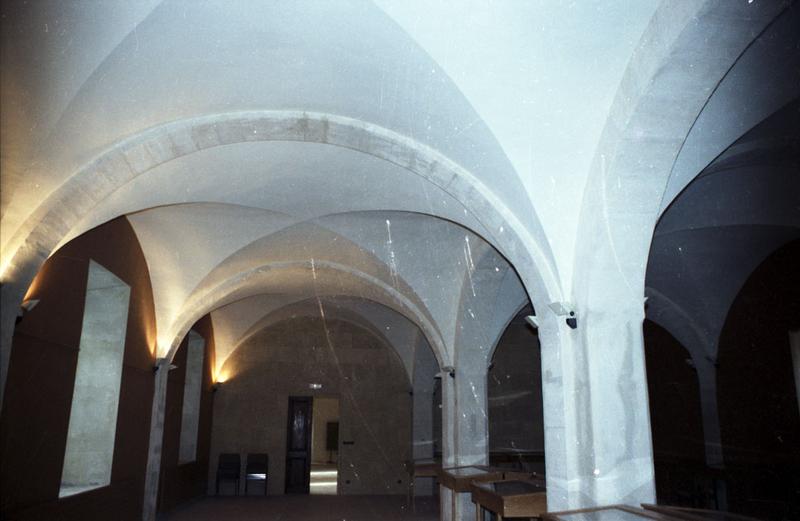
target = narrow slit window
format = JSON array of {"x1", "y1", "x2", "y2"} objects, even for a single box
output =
[
  {"x1": 179, "y1": 331, "x2": 205, "y2": 464},
  {"x1": 60, "y1": 261, "x2": 130, "y2": 497}
]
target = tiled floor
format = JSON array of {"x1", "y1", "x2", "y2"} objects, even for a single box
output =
[{"x1": 161, "y1": 495, "x2": 439, "y2": 521}]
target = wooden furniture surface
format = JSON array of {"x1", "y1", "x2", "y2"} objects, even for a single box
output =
[
  {"x1": 410, "y1": 460, "x2": 440, "y2": 478},
  {"x1": 543, "y1": 505, "x2": 680, "y2": 520},
  {"x1": 470, "y1": 479, "x2": 547, "y2": 519},
  {"x1": 641, "y1": 504, "x2": 765, "y2": 521},
  {"x1": 438, "y1": 465, "x2": 507, "y2": 520},
  {"x1": 438, "y1": 465, "x2": 506, "y2": 493},
  {"x1": 503, "y1": 470, "x2": 544, "y2": 482},
  {"x1": 244, "y1": 453, "x2": 268, "y2": 496},
  {"x1": 215, "y1": 453, "x2": 241, "y2": 496},
  {"x1": 406, "y1": 458, "x2": 442, "y2": 512}
]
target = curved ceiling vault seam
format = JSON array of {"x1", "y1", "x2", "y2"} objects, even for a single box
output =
[
  {"x1": 572, "y1": 0, "x2": 786, "y2": 311},
  {"x1": 487, "y1": 299, "x2": 532, "y2": 363},
  {"x1": 1, "y1": 111, "x2": 562, "y2": 313},
  {"x1": 164, "y1": 259, "x2": 448, "y2": 370},
  {"x1": 43, "y1": 0, "x2": 166, "y2": 145},
  {"x1": 658, "y1": 4, "x2": 797, "y2": 216},
  {"x1": 644, "y1": 286, "x2": 712, "y2": 361},
  {"x1": 178, "y1": 210, "x2": 435, "y2": 319},
  {"x1": 655, "y1": 12, "x2": 780, "y2": 213}
]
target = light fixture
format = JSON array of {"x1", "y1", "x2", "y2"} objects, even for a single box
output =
[
  {"x1": 548, "y1": 302, "x2": 578, "y2": 329},
  {"x1": 437, "y1": 366, "x2": 455, "y2": 379},
  {"x1": 20, "y1": 299, "x2": 39, "y2": 312},
  {"x1": 309, "y1": 383, "x2": 323, "y2": 390}
]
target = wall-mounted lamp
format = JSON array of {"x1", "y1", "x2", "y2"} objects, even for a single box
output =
[
  {"x1": 152, "y1": 359, "x2": 172, "y2": 373},
  {"x1": 565, "y1": 312, "x2": 577, "y2": 330},
  {"x1": 20, "y1": 299, "x2": 39, "y2": 313},
  {"x1": 309, "y1": 383, "x2": 323, "y2": 390},
  {"x1": 439, "y1": 366, "x2": 455, "y2": 379},
  {"x1": 16, "y1": 298, "x2": 40, "y2": 324},
  {"x1": 212, "y1": 383, "x2": 222, "y2": 393},
  {"x1": 548, "y1": 302, "x2": 578, "y2": 330}
]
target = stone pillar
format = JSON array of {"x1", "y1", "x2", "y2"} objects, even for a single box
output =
[
  {"x1": 453, "y1": 363, "x2": 490, "y2": 519},
  {"x1": 694, "y1": 358, "x2": 724, "y2": 468},
  {"x1": 438, "y1": 249, "x2": 516, "y2": 520},
  {"x1": 539, "y1": 307, "x2": 655, "y2": 511},
  {"x1": 142, "y1": 358, "x2": 170, "y2": 521},
  {"x1": 440, "y1": 342, "x2": 491, "y2": 520},
  {"x1": 411, "y1": 338, "x2": 438, "y2": 495},
  {"x1": 439, "y1": 374, "x2": 456, "y2": 521}
]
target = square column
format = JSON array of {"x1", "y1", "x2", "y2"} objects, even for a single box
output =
[
  {"x1": 440, "y1": 353, "x2": 491, "y2": 520},
  {"x1": 538, "y1": 310, "x2": 655, "y2": 511}
]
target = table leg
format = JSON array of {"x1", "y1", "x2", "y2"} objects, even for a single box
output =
[
  {"x1": 475, "y1": 503, "x2": 481, "y2": 521},
  {"x1": 440, "y1": 485, "x2": 445, "y2": 521}
]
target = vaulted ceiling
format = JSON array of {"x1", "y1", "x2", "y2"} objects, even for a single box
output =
[{"x1": 1, "y1": 0, "x2": 797, "y2": 380}]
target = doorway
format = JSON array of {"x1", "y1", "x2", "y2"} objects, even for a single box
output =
[
  {"x1": 310, "y1": 396, "x2": 339, "y2": 495},
  {"x1": 285, "y1": 397, "x2": 313, "y2": 493},
  {"x1": 285, "y1": 396, "x2": 340, "y2": 495}
]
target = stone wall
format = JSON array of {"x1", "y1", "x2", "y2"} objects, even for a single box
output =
[{"x1": 209, "y1": 317, "x2": 411, "y2": 495}]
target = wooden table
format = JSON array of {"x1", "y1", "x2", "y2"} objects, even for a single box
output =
[
  {"x1": 641, "y1": 504, "x2": 764, "y2": 521},
  {"x1": 406, "y1": 459, "x2": 441, "y2": 512},
  {"x1": 438, "y1": 465, "x2": 507, "y2": 519},
  {"x1": 470, "y1": 479, "x2": 547, "y2": 520},
  {"x1": 543, "y1": 505, "x2": 680, "y2": 520}
]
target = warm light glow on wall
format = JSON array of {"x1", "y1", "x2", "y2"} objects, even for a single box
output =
[
  {"x1": 0, "y1": 259, "x2": 11, "y2": 283},
  {"x1": 156, "y1": 335, "x2": 173, "y2": 359},
  {"x1": 22, "y1": 276, "x2": 42, "y2": 302},
  {"x1": 213, "y1": 354, "x2": 235, "y2": 384}
]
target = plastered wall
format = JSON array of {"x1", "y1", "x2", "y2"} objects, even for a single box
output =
[{"x1": 209, "y1": 317, "x2": 411, "y2": 495}]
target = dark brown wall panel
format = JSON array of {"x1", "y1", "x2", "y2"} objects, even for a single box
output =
[{"x1": 0, "y1": 217, "x2": 157, "y2": 521}]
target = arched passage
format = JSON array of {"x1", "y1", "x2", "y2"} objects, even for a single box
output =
[
  {"x1": 487, "y1": 305, "x2": 546, "y2": 475},
  {"x1": 210, "y1": 315, "x2": 413, "y2": 496},
  {"x1": 642, "y1": 319, "x2": 706, "y2": 507},
  {"x1": 717, "y1": 240, "x2": 800, "y2": 519}
]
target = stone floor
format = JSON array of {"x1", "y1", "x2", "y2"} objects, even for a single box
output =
[{"x1": 160, "y1": 495, "x2": 439, "y2": 521}]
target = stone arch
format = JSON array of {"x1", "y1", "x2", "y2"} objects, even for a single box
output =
[
  {"x1": 573, "y1": 1, "x2": 790, "y2": 307},
  {"x1": 228, "y1": 296, "x2": 435, "y2": 373},
  {"x1": 218, "y1": 302, "x2": 416, "y2": 389},
  {"x1": 1, "y1": 111, "x2": 561, "y2": 305},
  {"x1": 488, "y1": 300, "x2": 533, "y2": 363},
  {"x1": 0, "y1": 111, "x2": 563, "y2": 394},
  {"x1": 163, "y1": 259, "x2": 449, "y2": 370}
]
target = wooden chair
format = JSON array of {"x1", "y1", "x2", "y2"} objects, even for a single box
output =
[
  {"x1": 245, "y1": 453, "x2": 269, "y2": 495},
  {"x1": 216, "y1": 453, "x2": 241, "y2": 495}
]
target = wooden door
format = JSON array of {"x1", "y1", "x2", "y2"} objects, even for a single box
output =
[{"x1": 285, "y1": 396, "x2": 313, "y2": 493}]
